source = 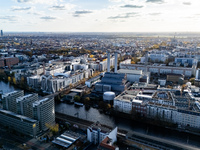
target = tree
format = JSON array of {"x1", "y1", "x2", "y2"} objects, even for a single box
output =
[
  {"x1": 45, "y1": 123, "x2": 59, "y2": 135},
  {"x1": 74, "y1": 95, "x2": 80, "y2": 102},
  {"x1": 189, "y1": 78, "x2": 195, "y2": 85},
  {"x1": 84, "y1": 97, "x2": 90, "y2": 105},
  {"x1": 13, "y1": 77, "x2": 17, "y2": 85}
]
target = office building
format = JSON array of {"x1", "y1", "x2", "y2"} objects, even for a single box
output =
[
  {"x1": 0, "y1": 109, "x2": 39, "y2": 137},
  {"x1": 33, "y1": 97, "x2": 55, "y2": 131},
  {"x1": 16, "y1": 93, "x2": 38, "y2": 118},
  {"x1": 2, "y1": 90, "x2": 24, "y2": 113}
]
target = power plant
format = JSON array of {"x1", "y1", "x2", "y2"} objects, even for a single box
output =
[{"x1": 94, "y1": 50, "x2": 130, "y2": 95}]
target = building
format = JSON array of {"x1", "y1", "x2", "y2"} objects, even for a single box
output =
[
  {"x1": 95, "y1": 73, "x2": 130, "y2": 94},
  {"x1": 132, "y1": 100, "x2": 147, "y2": 117},
  {"x1": 147, "y1": 102, "x2": 177, "y2": 122},
  {"x1": 175, "y1": 57, "x2": 197, "y2": 67},
  {"x1": 52, "y1": 131, "x2": 80, "y2": 149},
  {"x1": 27, "y1": 75, "x2": 41, "y2": 89},
  {"x1": 16, "y1": 93, "x2": 38, "y2": 118},
  {"x1": 114, "y1": 90, "x2": 139, "y2": 114},
  {"x1": 33, "y1": 97, "x2": 55, "y2": 131},
  {"x1": 166, "y1": 74, "x2": 184, "y2": 83},
  {"x1": 87, "y1": 122, "x2": 117, "y2": 145},
  {"x1": 120, "y1": 63, "x2": 195, "y2": 77},
  {"x1": 2, "y1": 90, "x2": 24, "y2": 113},
  {"x1": 4, "y1": 57, "x2": 19, "y2": 67},
  {"x1": 63, "y1": 92, "x2": 78, "y2": 103},
  {"x1": 85, "y1": 75, "x2": 101, "y2": 88},
  {"x1": 151, "y1": 91, "x2": 175, "y2": 106},
  {"x1": 0, "y1": 30, "x2": 3, "y2": 37},
  {"x1": 98, "y1": 136, "x2": 119, "y2": 150},
  {"x1": 0, "y1": 109, "x2": 39, "y2": 137},
  {"x1": 118, "y1": 69, "x2": 150, "y2": 84},
  {"x1": 148, "y1": 53, "x2": 168, "y2": 63}
]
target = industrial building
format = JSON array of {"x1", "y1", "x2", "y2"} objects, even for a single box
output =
[
  {"x1": 33, "y1": 97, "x2": 55, "y2": 131},
  {"x1": 95, "y1": 51, "x2": 130, "y2": 94},
  {"x1": 16, "y1": 93, "x2": 38, "y2": 118},
  {"x1": 52, "y1": 131, "x2": 80, "y2": 149},
  {"x1": 0, "y1": 109, "x2": 39, "y2": 137},
  {"x1": 2, "y1": 90, "x2": 24, "y2": 113},
  {"x1": 118, "y1": 69, "x2": 150, "y2": 84}
]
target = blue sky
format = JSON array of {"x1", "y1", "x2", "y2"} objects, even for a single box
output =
[{"x1": 0, "y1": 0, "x2": 199, "y2": 32}]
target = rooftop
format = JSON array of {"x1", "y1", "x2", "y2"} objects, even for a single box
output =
[{"x1": 33, "y1": 98, "x2": 49, "y2": 107}]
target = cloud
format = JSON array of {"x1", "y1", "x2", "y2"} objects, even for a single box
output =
[
  {"x1": 109, "y1": 0, "x2": 122, "y2": 2},
  {"x1": 146, "y1": 0, "x2": 164, "y2": 4},
  {"x1": 49, "y1": 4, "x2": 75, "y2": 10},
  {"x1": 17, "y1": 0, "x2": 32, "y2": 2},
  {"x1": 108, "y1": 12, "x2": 138, "y2": 19},
  {"x1": 183, "y1": 2, "x2": 191, "y2": 5},
  {"x1": 73, "y1": 10, "x2": 93, "y2": 17},
  {"x1": 121, "y1": 5, "x2": 143, "y2": 8},
  {"x1": 11, "y1": 6, "x2": 32, "y2": 11},
  {"x1": 0, "y1": 16, "x2": 19, "y2": 22},
  {"x1": 16, "y1": 0, "x2": 57, "y2": 5},
  {"x1": 149, "y1": 13, "x2": 161, "y2": 15},
  {"x1": 40, "y1": 16, "x2": 57, "y2": 20}
]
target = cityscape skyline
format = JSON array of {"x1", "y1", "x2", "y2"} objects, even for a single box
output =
[{"x1": 0, "y1": 0, "x2": 199, "y2": 32}]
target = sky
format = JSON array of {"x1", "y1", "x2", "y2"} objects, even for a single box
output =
[{"x1": 0, "y1": 0, "x2": 200, "y2": 32}]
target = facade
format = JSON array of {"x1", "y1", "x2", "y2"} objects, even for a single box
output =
[
  {"x1": 175, "y1": 57, "x2": 197, "y2": 67},
  {"x1": 95, "y1": 72, "x2": 130, "y2": 94},
  {"x1": 4, "y1": 57, "x2": 19, "y2": 67},
  {"x1": 85, "y1": 75, "x2": 101, "y2": 88},
  {"x1": 33, "y1": 97, "x2": 55, "y2": 131},
  {"x1": 2, "y1": 90, "x2": 24, "y2": 113},
  {"x1": 27, "y1": 75, "x2": 41, "y2": 89},
  {"x1": 149, "y1": 53, "x2": 168, "y2": 63},
  {"x1": 0, "y1": 57, "x2": 19, "y2": 67},
  {"x1": 0, "y1": 109, "x2": 39, "y2": 137},
  {"x1": 118, "y1": 69, "x2": 150, "y2": 84},
  {"x1": 16, "y1": 93, "x2": 38, "y2": 118},
  {"x1": 114, "y1": 91, "x2": 138, "y2": 114},
  {"x1": 120, "y1": 63, "x2": 195, "y2": 77},
  {"x1": 87, "y1": 123, "x2": 117, "y2": 145},
  {"x1": 167, "y1": 74, "x2": 184, "y2": 83}
]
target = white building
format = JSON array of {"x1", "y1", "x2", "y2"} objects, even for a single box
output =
[
  {"x1": 114, "y1": 91, "x2": 139, "y2": 114},
  {"x1": 120, "y1": 63, "x2": 195, "y2": 77},
  {"x1": 118, "y1": 69, "x2": 150, "y2": 83},
  {"x1": 87, "y1": 123, "x2": 117, "y2": 145}
]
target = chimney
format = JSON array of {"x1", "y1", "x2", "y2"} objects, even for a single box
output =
[
  {"x1": 114, "y1": 52, "x2": 118, "y2": 73},
  {"x1": 107, "y1": 51, "x2": 110, "y2": 73}
]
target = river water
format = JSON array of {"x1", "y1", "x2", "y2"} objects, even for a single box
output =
[{"x1": 0, "y1": 80, "x2": 200, "y2": 148}]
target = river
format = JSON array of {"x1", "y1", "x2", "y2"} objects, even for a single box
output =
[{"x1": 0, "y1": 80, "x2": 200, "y2": 148}]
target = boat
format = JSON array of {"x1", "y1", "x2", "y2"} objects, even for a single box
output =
[{"x1": 74, "y1": 102, "x2": 84, "y2": 107}]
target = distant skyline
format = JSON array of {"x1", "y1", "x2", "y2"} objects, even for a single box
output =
[{"x1": 0, "y1": 0, "x2": 199, "y2": 32}]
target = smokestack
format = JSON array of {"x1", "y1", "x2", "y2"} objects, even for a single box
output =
[
  {"x1": 114, "y1": 52, "x2": 118, "y2": 73},
  {"x1": 107, "y1": 51, "x2": 110, "y2": 73}
]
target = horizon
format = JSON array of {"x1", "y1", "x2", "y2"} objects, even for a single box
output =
[{"x1": 1, "y1": 0, "x2": 200, "y2": 32}]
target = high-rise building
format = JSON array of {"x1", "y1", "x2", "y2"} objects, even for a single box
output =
[
  {"x1": 33, "y1": 97, "x2": 55, "y2": 131},
  {"x1": 0, "y1": 30, "x2": 3, "y2": 37},
  {"x1": 2, "y1": 90, "x2": 24, "y2": 113},
  {"x1": 16, "y1": 93, "x2": 38, "y2": 118}
]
